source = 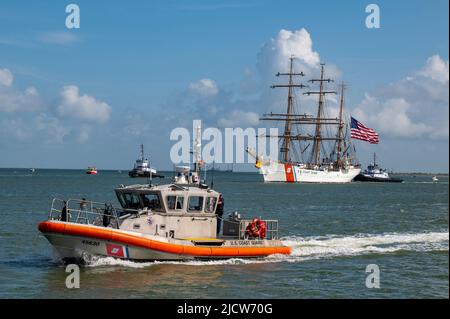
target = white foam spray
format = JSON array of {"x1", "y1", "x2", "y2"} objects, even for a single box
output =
[{"x1": 84, "y1": 231, "x2": 449, "y2": 268}]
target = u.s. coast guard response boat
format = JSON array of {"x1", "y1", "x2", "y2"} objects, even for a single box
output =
[{"x1": 38, "y1": 125, "x2": 291, "y2": 262}]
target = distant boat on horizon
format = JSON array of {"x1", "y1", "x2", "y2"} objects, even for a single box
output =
[
  {"x1": 128, "y1": 144, "x2": 164, "y2": 178},
  {"x1": 86, "y1": 166, "x2": 98, "y2": 175}
]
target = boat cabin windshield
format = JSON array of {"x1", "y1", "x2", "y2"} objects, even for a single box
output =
[{"x1": 117, "y1": 192, "x2": 163, "y2": 211}]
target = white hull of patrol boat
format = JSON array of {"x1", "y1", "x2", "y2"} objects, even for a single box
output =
[{"x1": 39, "y1": 221, "x2": 291, "y2": 262}]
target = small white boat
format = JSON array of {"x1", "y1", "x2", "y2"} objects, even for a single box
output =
[{"x1": 432, "y1": 176, "x2": 439, "y2": 182}]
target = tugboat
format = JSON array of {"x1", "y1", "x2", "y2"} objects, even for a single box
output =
[
  {"x1": 85, "y1": 167, "x2": 98, "y2": 175},
  {"x1": 38, "y1": 125, "x2": 291, "y2": 262},
  {"x1": 128, "y1": 144, "x2": 164, "y2": 179},
  {"x1": 354, "y1": 153, "x2": 402, "y2": 183}
]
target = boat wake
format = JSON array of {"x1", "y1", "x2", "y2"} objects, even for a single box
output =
[
  {"x1": 282, "y1": 231, "x2": 448, "y2": 261},
  {"x1": 83, "y1": 231, "x2": 449, "y2": 269}
]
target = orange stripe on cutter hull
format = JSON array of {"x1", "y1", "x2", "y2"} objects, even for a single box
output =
[{"x1": 38, "y1": 221, "x2": 292, "y2": 257}]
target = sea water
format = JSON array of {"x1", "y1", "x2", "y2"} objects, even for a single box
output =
[{"x1": 0, "y1": 169, "x2": 447, "y2": 298}]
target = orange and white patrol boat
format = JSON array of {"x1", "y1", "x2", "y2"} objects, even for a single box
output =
[
  {"x1": 38, "y1": 166, "x2": 290, "y2": 262},
  {"x1": 38, "y1": 125, "x2": 291, "y2": 262}
]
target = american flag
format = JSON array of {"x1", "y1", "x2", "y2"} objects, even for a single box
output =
[{"x1": 350, "y1": 117, "x2": 379, "y2": 144}]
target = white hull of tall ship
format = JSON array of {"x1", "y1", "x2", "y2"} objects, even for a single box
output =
[{"x1": 258, "y1": 161, "x2": 361, "y2": 183}]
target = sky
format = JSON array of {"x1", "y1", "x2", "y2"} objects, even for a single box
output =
[{"x1": 0, "y1": 0, "x2": 448, "y2": 172}]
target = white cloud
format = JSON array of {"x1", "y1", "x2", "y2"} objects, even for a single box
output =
[
  {"x1": 188, "y1": 79, "x2": 219, "y2": 96},
  {"x1": 418, "y1": 54, "x2": 449, "y2": 84},
  {"x1": 0, "y1": 68, "x2": 42, "y2": 113},
  {"x1": 352, "y1": 55, "x2": 449, "y2": 140},
  {"x1": 217, "y1": 110, "x2": 260, "y2": 127},
  {"x1": 353, "y1": 95, "x2": 432, "y2": 138},
  {"x1": 57, "y1": 85, "x2": 112, "y2": 123},
  {"x1": 240, "y1": 28, "x2": 341, "y2": 120},
  {"x1": 37, "y1": 31, "x2": 80, "y2": 45},
  {"x1": 161, "y1": 28, "x2": 339, "y2": 129},
  {"x1": 0, "y1": 117, "x2": 33, "y2": 141},
  {"x1": 258, "y1": 28, "x2": 320, "y2": 73},
  {"x1": 35, "y1": 114, "x2": 71, "y2": 144},
  {"x1": 0, "y1": 68, "x2": 13, "y2": 86}
]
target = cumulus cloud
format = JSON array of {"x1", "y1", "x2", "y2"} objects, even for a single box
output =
[
  {"x1": 57, "y1": 85, "x2": 112, "y2": 123},
  {"x1": 418, "y1": 54, "x2": 449, "y2": 84},
  {"x1": 217, "y1": 110, "x2": 259, "y2": 127},
  {"x1": 0, "y1": 68, "x2": 13, "y2": 86},
  {"x1": 353, "y1": 95, "x2": 433, "y2": 138},
  {"x1": 159, "y1": 28, "x2": 340, "y2": 129},
  {"x1": 35, "y1": 113, "x2": 71, "y2": 144},
  {"x1": 257, "y1": 28, "x2": 320, "y2": 73},
  {"x1": 188, "y1": 79, "x2": 219, "y2": 96},
  {"x1": 0, "y1": 117, "x2": 34, "y2": 141},
  {"x1": 0, "y1": 68, "x2": 42, "y2": 112},
  {"x1": 352, "y1": 55, "x2": 449, "y2": 140},
  {"x1": 239, "y1": 28, "x2": 341, "y2": 121}
]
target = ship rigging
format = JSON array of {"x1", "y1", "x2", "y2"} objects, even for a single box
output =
[{"x1": 247, "y1": 56, "x2": 360, "y2": 183}]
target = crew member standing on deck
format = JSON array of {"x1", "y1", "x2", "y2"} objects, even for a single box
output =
[
  {"x1": 216, "y1": 194, "x2": 224, "y2": 234},
  {"x1": 60, "y1": 201, "x2": 68, "y2": 222}
]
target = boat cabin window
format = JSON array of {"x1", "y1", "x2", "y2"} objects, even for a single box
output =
[
  {"x1": 166, "y1": 195, "x2": 184, "y2": 211},
  {"x1": 205, "y1": 197, "x2": 217, "y2": 213},
  {"x1": 142, "y1": 193, "x2": 162, "y2": 211},
  {"x1": 188, "y1": 196, "x2": 204, "y2": 212},
  {"x1": 118, "y1": 193, "x2": 141, "y2": 210}
]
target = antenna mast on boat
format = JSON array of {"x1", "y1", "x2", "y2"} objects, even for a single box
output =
[
  {"x1": 304, "y1": 64, "x2": 337, "y2": 166},
  {"x1": 267, "y1": 55, "x2": 307, "y2": 162},
  {"x1": 336, "y1": 83, "x2": 346, "y2": 167},
  {"x1": 193, "y1": 121, "x2": 202, "y2": 181}
]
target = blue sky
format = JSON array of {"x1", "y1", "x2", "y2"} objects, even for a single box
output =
[{"x1": 0, "y1": 0, "x2": 448, "y2": 172}]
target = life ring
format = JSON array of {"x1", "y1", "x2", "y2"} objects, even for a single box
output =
[{"x1": 246, "y1": 218, "x2": 267, "y2": 239}]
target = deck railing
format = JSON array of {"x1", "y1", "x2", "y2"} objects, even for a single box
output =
[
  {"x1": 238, "y1": 219, "x2": 279, "y2": 240},
  {"x1": 48, "y1": 198, "x2": 122, "y2": 229}
]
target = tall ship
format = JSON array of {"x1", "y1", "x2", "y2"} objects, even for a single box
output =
[
  {"x1": 247, "y1": 56, "x2": 360, "y2": 183},
  {"x1": 128, "y1": 144, "x2": 164, "y2": 179}
]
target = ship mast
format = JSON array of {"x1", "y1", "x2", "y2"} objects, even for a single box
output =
[
  {"x1": 140, "y1": 144, "x2": 144, "y2": 161},
  {"x1": 336, "y1": 83, "x2": 346, "y2": 167},
  {"x1": 304, "y1": 64, "x2": 336, "y2": 166},
  {"x1": 269, "y1": 55, "x2": 306, "y2": 162},
  {"x1": 259, "y1": 59, "x2": 343, "y2": 166}
]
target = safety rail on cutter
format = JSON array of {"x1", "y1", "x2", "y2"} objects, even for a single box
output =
[
  {"x1": 238, "y1": 219, "x2": 279, "y2": 240},
  {"x1": 48, "y1": 198, "x2": 124, "y2": 229}
]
